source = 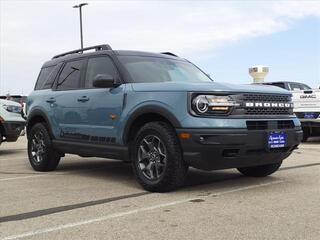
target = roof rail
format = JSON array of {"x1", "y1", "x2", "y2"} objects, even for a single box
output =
[
  {"x1": 52, "y1": 44, "x2": 112, "y2": 59},
  {"x1": 160, "y1": 52, "x2": 178, "y2": 57}
]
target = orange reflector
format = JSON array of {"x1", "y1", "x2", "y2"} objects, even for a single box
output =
[{"x1": 179, "y1": 132, "x2": 191, "y2": 139}]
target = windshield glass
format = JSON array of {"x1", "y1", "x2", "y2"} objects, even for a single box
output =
[
  {"x1": 289, "y1": 83, "x2": 311, "y2": 91},
  {"x1": 118, "y1": 56, "x2": 212, "y2": 83}
]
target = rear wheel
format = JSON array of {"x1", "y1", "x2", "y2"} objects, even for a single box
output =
[
  {"x1": 237, "y1": 161, "x2": 282, "y2": 177},
  {"x1": 27, "y1": 123, "x2": 61, "y2": 171},
  {"x1": 131, "y1": 122, "x2": 188, "y2": 192}
]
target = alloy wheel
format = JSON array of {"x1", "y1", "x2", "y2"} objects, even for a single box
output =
[
  {"x1": 138, "y1": 135, "x2": 167, "y2": 181},
  {"x1": 31, "y1": 131, "x2": 46, "y2": 163}
]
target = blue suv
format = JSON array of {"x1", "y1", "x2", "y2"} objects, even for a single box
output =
[{"x1": 26, "y1": 44, "x2": 303, "y2": 192}]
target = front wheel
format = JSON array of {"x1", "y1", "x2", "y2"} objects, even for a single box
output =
[
  {"x1": 27, "y1": 123, "x2": 61, "y2": 171},
  {"x1": 237, "y1": 161, "x2": 282, "y2": 177},
  {"x1": 131, "y1": 122, "x2": 188, "y2": 192}
]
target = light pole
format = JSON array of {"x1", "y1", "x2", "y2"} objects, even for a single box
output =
[{"x1": 73, "y1": 3, "x2": 88, "y2": 49}]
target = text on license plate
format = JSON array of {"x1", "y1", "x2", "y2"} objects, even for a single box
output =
[{"x1": 268, "y1": 132, "x2": 286, "y2": 148}]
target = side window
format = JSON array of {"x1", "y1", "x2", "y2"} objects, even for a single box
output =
[
  {"x1": 56, "y1": 60, "x2": 84, "y2": 90},
  {"x1": 42, "y1": 64, "x2": 61, "y2": 89},
  {"x1": 34, "y1": 66, "x2": 55, "y2": 90},
  {"x1": 85, "y1": 57, "x2": 118, "y2": 88}
]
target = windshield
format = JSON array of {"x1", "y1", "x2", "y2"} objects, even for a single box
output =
[
  {"x1": 118, "y1": 56, "x2": 212, "y2": 83},
  {"x1": 289, "y1": 82, "x2": 311, "y2": 91}
]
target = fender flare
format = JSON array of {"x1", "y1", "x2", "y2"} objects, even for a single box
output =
[
  {"x1": 26, "y1": 109, "x2": 54, "y2": 138},
  {"x1": 122, "y1": 105, "x2": 181, "y2": 144}
]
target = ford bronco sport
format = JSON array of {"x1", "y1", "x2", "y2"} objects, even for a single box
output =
[{"x1": 26, "y1": 44, "x2": 303, "y2": 192}]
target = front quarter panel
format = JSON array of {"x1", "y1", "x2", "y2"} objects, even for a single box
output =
[{"x1": 118, "y1": 85, "x2": 188, "y2": 143}]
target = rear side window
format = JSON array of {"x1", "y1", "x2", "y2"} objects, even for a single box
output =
[
  {"x1": 35, "y1": 66, "x2": 55, "y2": 90},
  {"x1": 85, "y1": 57, "x2": 118, "y2": 88},
  {"x1": 42, "y1": 64, "x2": 61, "y2": 89},
  {"x1": 56, "y1": 60, "x2": 85, "y2": 90}
]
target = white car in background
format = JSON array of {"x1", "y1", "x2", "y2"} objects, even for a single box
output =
[
  {"x1": 0, "y1": 99, "x2": 25, "y2": 145},
  {"x1": 262, "y1": 81, "x2": 320, "y2": 141}
]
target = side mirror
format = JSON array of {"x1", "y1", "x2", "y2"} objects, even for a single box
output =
[{"x1": 92, "y1": 74, "x2": 119, "y2": 88}]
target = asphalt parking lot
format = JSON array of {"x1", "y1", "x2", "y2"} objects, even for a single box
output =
[{"x1": 0, "y1": 137, "x2": 319, "y2": 240}]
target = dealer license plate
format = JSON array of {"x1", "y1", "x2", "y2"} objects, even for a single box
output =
[{"x1": 268, "y1": 131, "x2": 286, "y2": 149}]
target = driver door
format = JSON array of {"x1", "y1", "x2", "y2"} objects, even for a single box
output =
[{"x1": 76, "y1": 56, "x2": 125, "y2": 144}]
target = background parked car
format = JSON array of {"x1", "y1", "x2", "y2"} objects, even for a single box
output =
[
  {"x1": 0, "y1": 98, "x2": 25, "y2": 145},
  {"x1": 262, "y1": 81, "x2": 320, "y2": 141}
]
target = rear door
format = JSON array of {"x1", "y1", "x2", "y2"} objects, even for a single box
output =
[{"x1": 49, "y1": 59, "x2": 88, "y2": 141}]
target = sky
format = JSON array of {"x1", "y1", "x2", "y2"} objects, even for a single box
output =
[{"x1": 0, "y1": 0, "x2": 319, "y2": 95}]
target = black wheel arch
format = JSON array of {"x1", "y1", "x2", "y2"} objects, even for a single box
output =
[
  {"x1": 26, "y1": 109, "x2": 54, "y2": 139},
  {"x1": 123, "y1": 105, "x2": 182, "y2": 145}
]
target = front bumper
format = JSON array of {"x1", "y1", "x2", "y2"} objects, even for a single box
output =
[
  {"x1": 177, "y1": 127, "x2": 303, "y2": 171},
  {"x1": 1, "y1": 121, "x2": 25, "y2": 142}
]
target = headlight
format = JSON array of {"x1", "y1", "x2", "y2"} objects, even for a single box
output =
[
  {"x1": 191, "y1": 95, "x2": 239, "y2": 115},
  {"x1": 3, "y1": 104, "x2": 22, "y2": 113}
]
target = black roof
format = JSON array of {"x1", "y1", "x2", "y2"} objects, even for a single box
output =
[{"x1": 42, "y1": 44, "x2": 181, "y2": 68}]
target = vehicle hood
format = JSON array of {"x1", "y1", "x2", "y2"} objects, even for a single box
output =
[{"x1": 131, "y1": 82, "x2": 291, "y2": 94}]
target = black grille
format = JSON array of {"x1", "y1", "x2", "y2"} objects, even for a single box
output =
[
  {"x1": 246, "y1": 120, "x2": 295, "y2": 130},
  {"x1": 245, "y1": 108, "x2": 292, "y2": 115},
  {"x1": 277, "y1": 120, "x2": 295, "y2": 129},
  {"x1": 243, "y1": 94, "x2": 290, "y2": 102},
  {"x1": 242, "y1": 94, "x2": 292, "y2": 116},
  {"x1": 246, "y1": 121, "x2": 268, "y2": 130}
]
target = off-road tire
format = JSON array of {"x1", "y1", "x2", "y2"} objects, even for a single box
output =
[
  {"x1": 237, "y1": 161, "x2": 282, "y2": 177},
  {"x1": 131, "y1": 121, "x2": 188, "y2": 192},
  {"x1": 27, "y1": 123, "x2": 61, "y2": 171}
]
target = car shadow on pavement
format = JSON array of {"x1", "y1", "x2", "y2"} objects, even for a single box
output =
[
  {"x1": 0, "y1": 149, "x2": 25, "y2": 157},
  {"x1": 56, "y1": 158, "x2": 251, "y2": 191}
]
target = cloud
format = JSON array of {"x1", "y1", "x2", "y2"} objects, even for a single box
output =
[{"x1": 0, "y1": 0, "x2": 319, "y2": 94}]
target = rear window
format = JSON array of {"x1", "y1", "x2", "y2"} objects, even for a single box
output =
[{"x1": 35, "y1": 66, "x2": 55, "y2": 90}]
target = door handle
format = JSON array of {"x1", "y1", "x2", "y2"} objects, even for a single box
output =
[
  {"x1": 77, "y1": 96, "x2": 90, "y2": 102},
  {"x1": 46, "y1": 97, "x2": 56, "y2": 103}
]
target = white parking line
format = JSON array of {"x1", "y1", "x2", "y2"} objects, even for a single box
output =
[
  {"x1": 0, "y1": 175, "x2": 47, "y2": 182},
  {"x1": 0, "y1": 180, "x2": 284, "y2": 240}
]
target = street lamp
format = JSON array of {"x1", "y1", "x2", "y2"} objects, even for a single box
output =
[{"x1": 73, "y1": 3, "x2": 88, "y2": 49}]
